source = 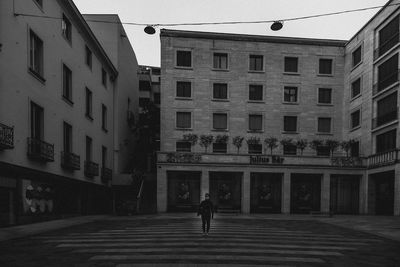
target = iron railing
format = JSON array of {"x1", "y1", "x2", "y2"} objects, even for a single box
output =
[
  {"x1": 27, "y1": 138, "x2": 54, "y2": 162},
  {"x1": 368, "y1": 149, "x2": 399, "y2": 168},
  {"x1": 84, "y1": 160, "x2": 99, "y2": 178},
  {"x1": 101, "y1": 167, "x2": 112, "y2": 183},
  {"x1": 61, "y1": 151, "x2": 80, "y2": 170},
  {"x1": 372, "y1": 69, "x2": 400, "y2": 95},
  {"x1": 371, "y1": 108, "x2": 398, "y2": 129},
  {"x1": 0, "y1": 123, "x2": 14, "y2": 150}
]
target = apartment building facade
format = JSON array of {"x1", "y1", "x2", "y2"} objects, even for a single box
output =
[
  {"x1": 158, "y1": 0, "x2": 400, "y2": 216},
  {"x1": 0, "y1": 0, "x2": 139, "y2": 226}
]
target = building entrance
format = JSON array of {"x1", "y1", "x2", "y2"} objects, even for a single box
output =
[
  {"x1": 167, "y1": 171, "x2": 200, "y2": 212},
  {"x1": 330, "y1": 175, "x2": 360, "y2": 214},
  {"x1": 250, "y1": 173, "x2": 282, "y2": 213},
  {"x1": 291, "y1": 174, "x2": 321, "y2": 214},
  {"x1": 209, "y1": 172, "x2": 242, "y2": 212},
  {"x1": 372, "y1": 171, "x2": 394, "y2": 215}
]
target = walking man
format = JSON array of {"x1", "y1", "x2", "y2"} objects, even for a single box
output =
[{"x1": 197, "y1": 193, "x2": 214, "y2": 236}]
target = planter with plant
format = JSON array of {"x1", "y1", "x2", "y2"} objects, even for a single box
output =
[
  {"x1": 296, "y1": 139, "x2": 308, "y2": 155},
  {"x1": 232, "y1": 136, "x2": 244, "y2": 154},
  {"x1": 199, "y1": 134, "x2": 214, "y2": 153},
  {"x1": 264, "y1": 137, "x2": 278, "y2": 155}
]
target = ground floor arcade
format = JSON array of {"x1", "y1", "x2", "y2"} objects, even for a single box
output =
[{"x1": 157, "y1": 164, "x2": 400, "y2": 216}]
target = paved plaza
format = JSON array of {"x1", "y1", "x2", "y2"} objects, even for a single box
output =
[{"x1": 1, "y1": 215, "x2": 400, "y2": 266}]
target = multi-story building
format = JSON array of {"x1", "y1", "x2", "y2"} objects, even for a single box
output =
[
  {"x1": 0, "y1": 0, "x2": 139, "y2": 226},
  {"x1": 139, "y1": 65, "x2": 161, "y2": 111},
  {"x1": 158, "y1": 0, "x2": 400, "y2": 216}
]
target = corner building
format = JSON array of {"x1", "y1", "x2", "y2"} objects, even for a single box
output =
[{"x1": 158, "y1": 0, "x2": 400, "y2": 216}]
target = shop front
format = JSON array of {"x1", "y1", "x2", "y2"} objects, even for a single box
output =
[
  {"x1": 250, "y1": 172, "x2": 282, "y2": 213},
  {"x1": 167, "y1": 171, "x2": 200, "y2": 212},
  {"x1": 369, "y1": 171, "x2": 395, "y2": 215},
  {"x1": 209, "y1": 172, "x2": 242, "y2": 212},
  {"x1": 330, "y1": 175, "x2": 360, "y2": 214},
  {"x1": 291, "y1": 173, "x2": 321, "y2": 214}
]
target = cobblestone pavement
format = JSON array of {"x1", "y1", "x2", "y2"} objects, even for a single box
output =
[{"x1": 1, "y1": 216, "x2": 400, "y2": 267}]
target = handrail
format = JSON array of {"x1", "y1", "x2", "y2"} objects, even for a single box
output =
[{"x1": 136, "y1": 179, "x2": 145, "y2": 213}]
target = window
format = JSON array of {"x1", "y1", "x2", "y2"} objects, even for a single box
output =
[
  {"x1": 213, "y1": 143, "x2": 227, "y2": 153},
  {"x1": 376, "y1": 129, "x2": 396, "y2": 153},
  {"x1": 351, "y1": 110, "x2": 361, "y2": 129},
  {"x1": 102, "y1": 146, "x2": 107, "y2": 167},
  {"x1": 29, "y1": 30, "x2": 44, "y2": 77},
  {"x1": 176, "y1": 112, "x2": 191, "y2": 129},
  {"x1": 351, "y1": 78, "x2": 361, "y2": 98},
  {"x1": 249, "y1": 114, "x2": 262, "y2": 131},
  {"x1": 284, "y1": 86, "x2": 298, "y2": 103},
  {"x1": 139, "y1": 97, "x2": 150, "y2": 108},
  {"x1": 213, "y1": 113, "x2": 227, "y2": 130},
  {"x1": 319, "y1": 58, "x2": 333, "y2": 75},
  {"x1": 248, "y1": 144, "x2": 262, "y2": 154},
  {"x1": 350, "y1": 141, "x2": 360, "y2": 157},
  {"x1": 378, "y1": 15, "x2": 399, "y2": 56},
  {"x1": 176, "y1": 141, "x2": 191, "y2": 152},
  {"x1": 62, "y1": 64, "x2": 72, "y2": 103},
  {"x1": 317, "y1": 146, "x2": 330, "y2": 156},
  {"x1": 30, "y1": 102, "x2": 44, "y2": 140},
  {"x1": 61, "y1": 14, "x2": 72, "y2": 43},
  {"x1": 176, "y1": 50, "x2": 192, "y2": 67},
  {"x1": 318, "y1": 117, "x2": 332, "y2": 133},
  {"x1": 213, "y1": 83, "x2": 228, "y2": 99},
  {"x1": 63, "y1": 122, "x2": 72, "y2": 153},
  {"x1": 176, "y1": 81, "x2": 191, "y2": 98},
  {"x1": 249, "y1": 84, "x2": 263, "y2": 101},
  {"x1": 85, "y1": 46, "x2": 92, "y2": 69},
  {"x1": 102, "y1": 104, "x2": 107, "y2": 131},
  {"x1": 284, "y1": 57, "x2": 298, "y2": 73},
  {"x1": 102, "y1": 68, "x2": 107, "y2": 87},
  {"x1": 377, "y1": 53, "x2": 398, "y2": 91},
  {"x1": 249, "y1": 55, "x2": 263, "y2": 71},
  {"x1": 352, "y1": 46, "x2": 362, "y2": 67},
  {"x1": 154, "y1": 93, "x2": 160, "y2": 104},
  {"x1": 283, "y1": 116, "x2": 297, "y2": 132},
  {"x1": 33, "y1": 0, "x2": 43, "y2": 7},
  {"x1": 213, "y1": 53, "x2": 228, "y2": 69},
  {"x1": 85, "y1": 88, "x2": 93, "y2": 119},
  {"x1": 283, "y1": 144, "x2": 297, "y2": 155},
  {"x1": 85, "y1": 136, "x2": 92, "y2": 161},
  {"x1": 376, "y1": 91, "x2": 398, "y2": 127},
  {"x1": 139, "y1": 80, "x2": 151, "y2": 91},
  {"x1": 318, "y1": 88, "x2": 332, "y2": 104}
]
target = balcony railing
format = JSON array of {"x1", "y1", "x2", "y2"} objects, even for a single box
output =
[
  {"x1": 373, "y1": 33, "x2": 399, "y2": 60},
  {"x1": 61, "y1": 151, "x2": 80, "y2": 170},
  {"x1": 27, "y1": 138, "x2": 54, "y2": 162},
  {"x1": 101, "y1": 167, "x2": 112, "y2": 183},
  {"x1": 373, "y1": 70, "x2": 400, "y2": 95},
  {"x1": 368, "y1": 149, "x2": 399, "y2": 168},
  {"x1": 372, "y1": 108, "x2": 398, "y2": 129},
  {"x1": 84, "y1": 160, "x2": 99, "y2": 178},
  {"x1": 157, "y1": 151, "x2": 366, "y2": 168},
  {"x1": 0, "y1": 123, "x2": 14, "y2": 150}
]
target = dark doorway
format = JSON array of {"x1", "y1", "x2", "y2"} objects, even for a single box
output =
[
  {"x1": 374, "y1": 171, "x2": 394, "y2": 215},
  {"x1": 330, "y1": 175, "x2": 360, "y2": 214},
  {"x1": 291, "y1": 174, "x2": 321, "y2": 214},
  {"x1": 0, "y1": 187, "x2": 15, "y2": 227},
  {"x1": 250, "y1": 173, "x2": 282, "y2": 213},
  {"x1": 167, "y1": 171, "x2": 200, "y2": 212},
  {"x1": 209, "y1": 172, "x2": 242, "y2": 212}
]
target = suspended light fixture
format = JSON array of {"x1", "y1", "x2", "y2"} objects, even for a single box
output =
[
  {"x1": 144, "y1": 25, "x2": 156, "y2": 35},
  {"x1": 270, "y1": 21, "x2": 283, "y2": 31}
]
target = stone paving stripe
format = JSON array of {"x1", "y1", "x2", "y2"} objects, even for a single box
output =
[
  {"x1": 72, "y1": 247, "x2": 343, "y2": 256},
  {"x1": 57, "y1": 242, "x2": 358, "y2": 250},
  {"x1": 90, "y1": 254, "x2": 325, "y2": 263},
  {"x1": 99, "y1": 229, "x2": 312, "y2": 234},
  {"x1": 117, "y1": 264, "x2": 294, "y2": 267}
]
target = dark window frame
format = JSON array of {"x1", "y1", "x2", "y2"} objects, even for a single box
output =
[
  {"x1": 318, "y1": 117, "x2": 332, "y2": 133},
  {"x1": 62, "y1": 64, "x2": 73, "y2": 103},
  {"x1": 351, "y1": 77, "x2": 361, "y2": 98},
  {"x1": 213, "y1": 83, "x2": 228, "y2": 100},
  {"x1": 249, "y1": 55, "x2": 264, "y2": 71},
  {"x1": 351, "y1": 109, "x2": 361, "y2": 129},
  {"x1": 319, "y1": 58, "x2": 333, "y2": 75},
  {"x1": 284, "y1": 86, "x2": 298, "y2": 103},
  {"x1": 283, "y1": 144, "x2": 297, "y2": 155},
  {"x1": 85, "y1": 136, "x2": 92, "y2": 161},
  {"x1": 63, "y1": 122, "x2": 72, "y2": 153},
  {"x1": 85, "y1": 87, "x2": 93, "y2": 119},
  {"x1": 352, "y1": 46, "x2": 362, "y2": 67},
  {"x1": 248, "y1": 144, "x2": 262, "y2": 154},
  {"x1": 283, "y1": 116, "x2": 297, "y2": 132},
  {"x1": 29, "y1": 29, "x2": 44, "y2": 79},
  {"x1": 213, "y1": 143, "x2": 227, "y2": 153},
  {"x1": 85, "y1": 45, "x2": 92, "y2": 69},
  {"x1": 176, "y1": 81, "x2": 192, "y2": 98},
  {"x1": 102, "y1": 68, "x2": 107, "y2": 88},
  {"x1": 61, "y1": 14, "x2": 72, "y2": 43},
  {"x1": 318, "y1": 88, "x2": 332, "y2": 104},
  {"x1": 284, "y1": 56, "x2": 299, "y2": 73},
  {"x1": 176, "y1": 50, "x2": 192, "y2": 68},
  {"x1": 30, "y1": 101, "x2": 44, "y2": 140},
  {"x1": 102, "y1": 104, "x2": 107, "y2": 132},
  {"x1": 176, "y1": 112, "x2": 192, "y2": 129},
  {"x1": 176, "y1": 141, "x2": 191, "y2": 152},
  {"x1": 249, "y1": 84, "x2": 263, "y2": 101},
  {"x1": 213, "y1": 113, "x2": 228, "y2": 130},
  {"x1": 249, "y1": 114, "x2": 263, "y2": 132},
  {"x1": 213, "y1": 52, "x2": 228, "y2": 70}
]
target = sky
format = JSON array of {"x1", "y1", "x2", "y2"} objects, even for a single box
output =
[{"x1": 73, "y1": 0, "x2": 389, "y2": 67}]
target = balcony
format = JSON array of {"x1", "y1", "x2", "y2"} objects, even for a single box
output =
[
  {"x1": 0, "y1": 123, "x2": 14, "y2": 150},
  {"x1": 27, "y1": 138, "x2": 54, "y2": 162},
  {"x1": 157, "y1": 152, "x2": 366, "y2": 168},
  {"x1": 373, "y1": 70, "x2": 399, "y2": 96},
  {"x1": 84, "y1": 160, "x2": 99, "y2": 178},
  {"x1": 371, "y1": 108, "x2": 398, "y2": 129},
  {"x1": 101, "y1": 167, "x2": 112, "y2": 183},
  {"x1": 373, "y1": 33, "x2": 399, "y2": 60},
  {"x1": 368, "y1": 149, "x2": 399, "y2": 169},
  {"x1": 61, "y1": 151, "x2": 80, "y2": 170}
]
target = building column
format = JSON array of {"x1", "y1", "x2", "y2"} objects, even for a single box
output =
[
  {"x1": 200, "y1": 170, "x2": 209, "y2": 201},
  {"x1": 157, "y1": 167, "x2": 167, "y2": 212},
  {"x1": 359, "y1": 172, "x2": 368, "y2": 214},
  {"x1": 395, "y1": 165, "x2": 400, "y2": 216},
  {"x1": 321, "y1": 172, "x2": 330, "y2": 213},
  {"x1": 242, "y1": 171, "x2": 250, "y2": 214},
  {"x1": 281, "y1": 172, "x2": 291, "y2": 214}
]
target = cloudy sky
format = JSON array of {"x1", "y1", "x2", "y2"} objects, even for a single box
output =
[{"x1": 73, "y1": 0, "x2": 388, "y2": 66}]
